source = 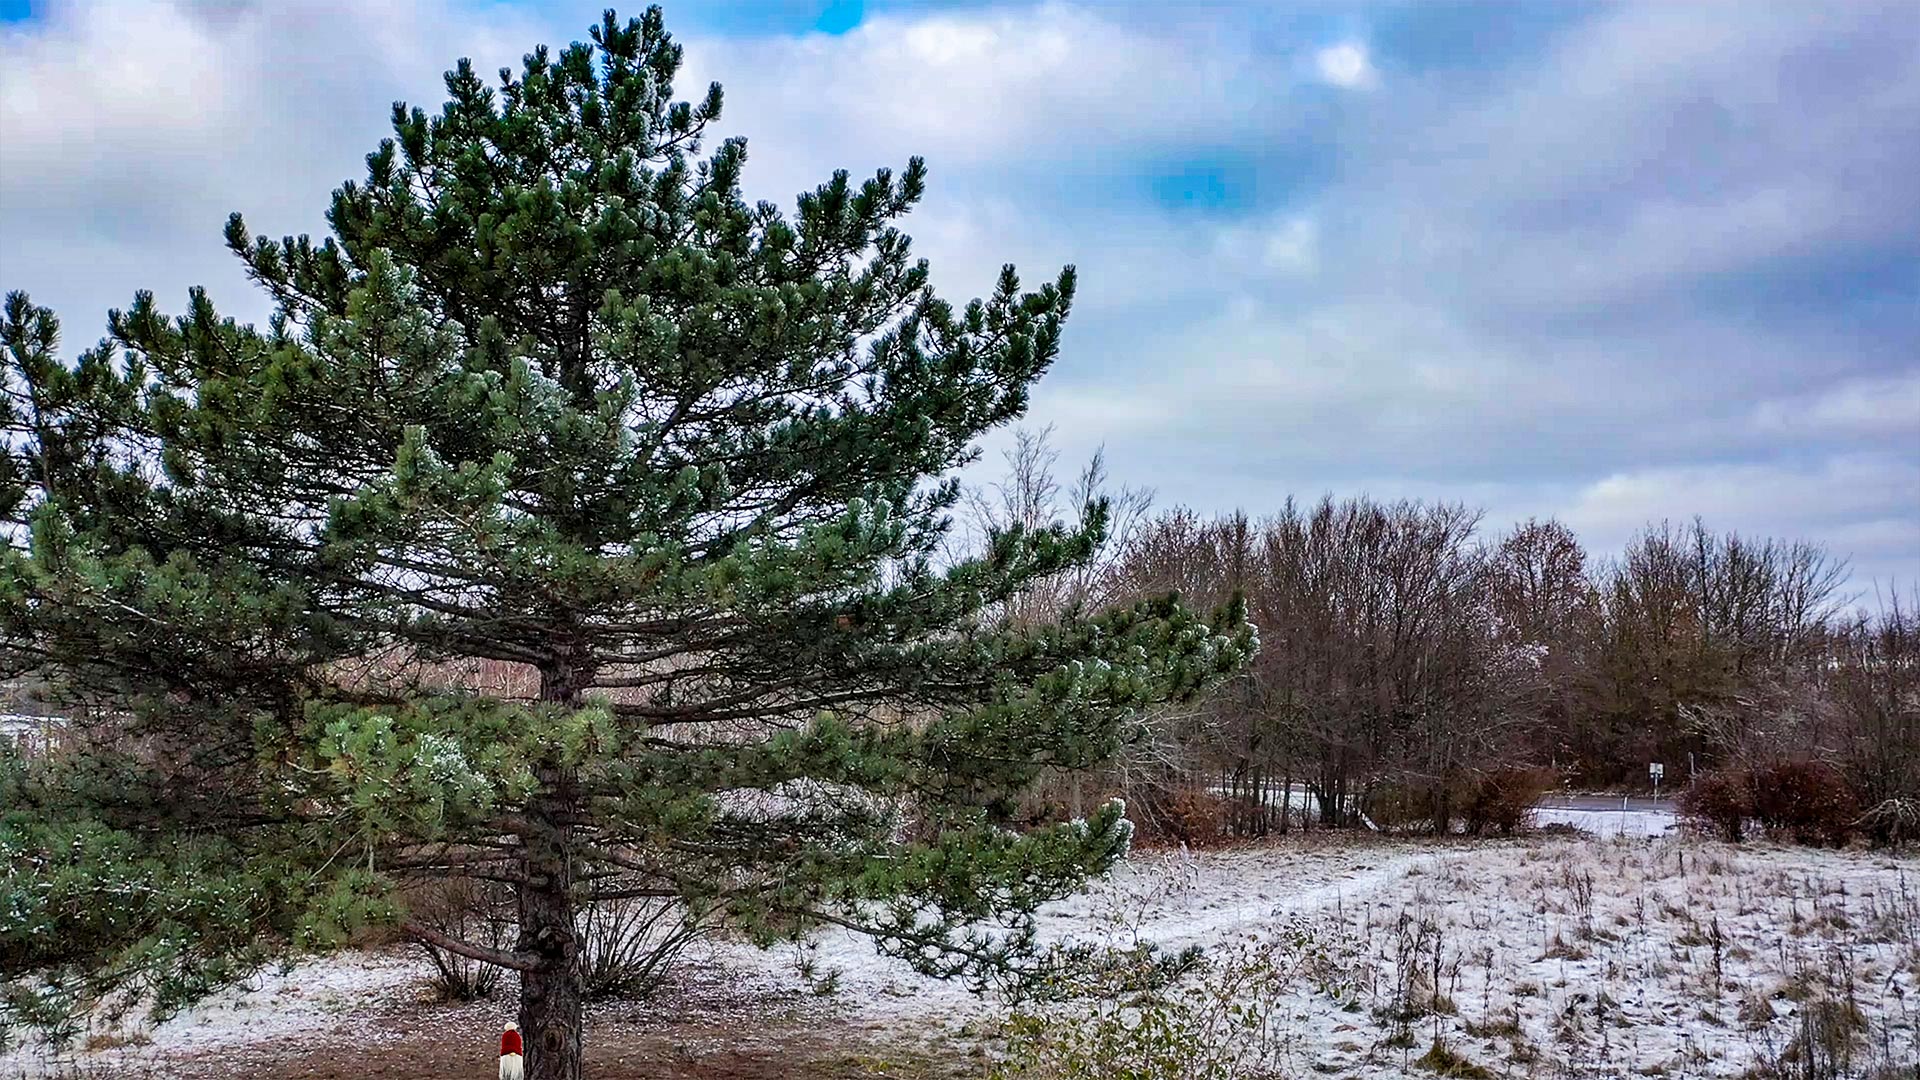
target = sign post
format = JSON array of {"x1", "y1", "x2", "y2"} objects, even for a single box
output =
[{"x1": 1649, "y1": 761, "x2": 1665, "y2": 802}]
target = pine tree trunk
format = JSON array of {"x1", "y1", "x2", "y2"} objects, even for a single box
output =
[
  {"x1": 518, "y1": 783, "x2": 584, "y2": 1080},
  {"x1": 520, "y1": 654, "x2": 586, "y2": 1080}
]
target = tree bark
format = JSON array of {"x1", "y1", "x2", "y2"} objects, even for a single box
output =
[
  {"x1": 517, "y1": 801, "x2": 583, "y2": 1080},
  {"x1": 519, "y1": 653, "x2": 588, "y2": 1080}
]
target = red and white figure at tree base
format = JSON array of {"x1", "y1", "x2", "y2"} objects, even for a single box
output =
[{"x1": 499, "y1": 1021, "x2": 524, "y2": 1080}]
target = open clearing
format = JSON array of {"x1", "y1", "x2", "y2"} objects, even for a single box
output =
[{"x1": 10, "y1": 819, "x2": 1918, "y2": 1079}]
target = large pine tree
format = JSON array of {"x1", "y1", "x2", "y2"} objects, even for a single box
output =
[{"x1": 0, "y1": 9, "x2": 1251, "y2": 1076}]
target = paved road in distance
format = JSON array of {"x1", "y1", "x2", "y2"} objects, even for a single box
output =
[{"x1": 1537, "y1": 794, "x2": 1672, "y2": 813}]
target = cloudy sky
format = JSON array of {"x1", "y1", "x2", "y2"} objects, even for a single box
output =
[{"x1": 2, "y1": 0, "x2": 1916, "y2": 590}]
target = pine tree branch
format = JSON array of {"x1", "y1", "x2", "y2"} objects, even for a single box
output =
[{"x1": 401, "y1": 921, "x2": 542, "y2": 972}]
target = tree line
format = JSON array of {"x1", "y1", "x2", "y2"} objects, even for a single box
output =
[{"x1": 983, "y1": 430, "x2": 1918, "y2": 841}]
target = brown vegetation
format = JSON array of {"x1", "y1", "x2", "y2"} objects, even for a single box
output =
[{"x1": 978, "y1": 429, "x2": 1920, "y2": 848}]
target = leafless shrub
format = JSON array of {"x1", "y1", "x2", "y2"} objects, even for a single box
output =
[
  {"x1": 1837, "y1": 589, "x2": 1920, "y2": 847},
  {"x1": 406, "y1": 878, "x2": 514, "y2": 1001},
  {"x1": 1679, "y1": 761, "x2": 1861, "y2": 847},
  {"x1": 1136, "y1": 786, "x2": 1229, "y2": 847},
  {"x1": 576, "y1": 889, "x2": 719, "y2": 1001},
  {"x1": 1858, "y1": 798, "x2": 1920, "y2": 851}
]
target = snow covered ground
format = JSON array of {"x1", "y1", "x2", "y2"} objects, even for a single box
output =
[
  {"x1": 10, "y1": 824, "x2": 1917, "y2": 1078},
  {"x1": 1532, "y1": 805, "x2": 1678, "y2": 838},
  {"x1": 789, "y1": 832, "x2": 1919, "y2": 1076}
]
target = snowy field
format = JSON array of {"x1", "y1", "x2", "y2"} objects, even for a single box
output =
[
  {"x1": 10, "y1": 813, "x2": 1918, "y2": 1078},
  {"x1": 798, "y1": 823, "x2": 1920, "y2": 1076}
]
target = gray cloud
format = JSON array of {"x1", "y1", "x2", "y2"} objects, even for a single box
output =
[
  {"x1": 3, "y1": 0, "x2": 1915, "y2": 590},
  {"x1": 0, "y1": 0, "x2": 548, "y2": 330}
]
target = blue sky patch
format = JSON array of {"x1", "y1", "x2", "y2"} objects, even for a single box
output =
[
  {"x1": 1369, "y1": 0, "x2": 1594, "y2": 78},
  {"x1": 661, "y1": 0, "x2": 862, "y2": 36},
  {"x1": 1150, "y1": 161, "x2": 1250, "y2": 213},
  {"x1": 814, "y1": 0, "x2": 863, "y2": 34}
]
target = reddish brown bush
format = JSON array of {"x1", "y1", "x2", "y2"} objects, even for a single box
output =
[
  {"x1": 1149, "y1": 788, "x2": 1229, "y2": 847},
  {"x1": 1750, "y1": 759, "x2": 1859, "y2": 847},
  {"x1": 1679, "y1": 762, "x2": 1861, "y2": 846},
  {"x1": 1462, "y1": 767, "x2": 1557, "y2": 836},
  {"x1": 1678, "y1": 769, "x2": 1755, "y2": 842}
]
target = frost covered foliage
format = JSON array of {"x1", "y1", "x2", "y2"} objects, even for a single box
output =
[{"x1": 985, "y1": 839, "x2": 1365, "y2": 1080}]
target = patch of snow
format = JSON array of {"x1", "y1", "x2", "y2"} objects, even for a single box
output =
[
  {"x1": 1, "y1": 948, "x2": 430, "y2": 1076},
  {"x1": 1533, "y1": 806, "x2": 1678, "y2": 837},
  {"x1": 706, "y1": 840, "x2": 1438, "y2": 1032},
  {"x1": 150, "y1": 950, "x2": 428, "y2": 1054},
  {"x1": 0, "y1": 713, "x2": 63, "y2": 754}
]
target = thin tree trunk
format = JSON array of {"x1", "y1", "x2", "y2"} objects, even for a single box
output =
[{"x1": 1279, "y1": 772, "x2": 1292, "y2": 835}]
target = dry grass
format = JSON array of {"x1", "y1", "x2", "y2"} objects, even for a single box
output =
[{"x1": 1334, "y1": 837, "x2": 1920, "y2": 1077}]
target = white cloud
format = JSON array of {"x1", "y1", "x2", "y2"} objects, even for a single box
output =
[
  {"x1": 1559, "y1": 455, "x2": 1920, "y2": 570},
  {"x1": 1213, "y1": 215, "x2": 1319, "y2": 276},
  {"x1": 1339, "y1": 3, "x2": 1920, "y2": 318},
  {"x1": 1261, "y1": 217, "x2": 1319, "y2": 273},
  {"x1": 1314, "y1": 42, "x2": 1375, "y2": 89},
  {"x1": 683, "y1": 5, "x2": 1262, "y2": 178},
  {"x1": 1753, "y1": 371, "x2": 1920, "y2": 439}
]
